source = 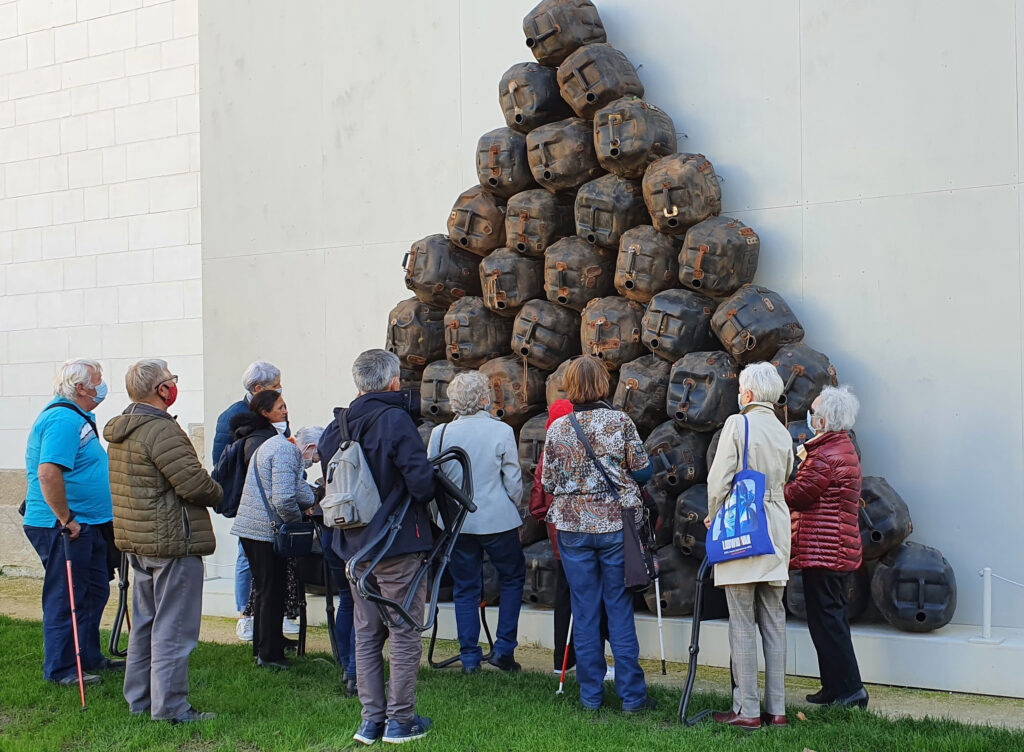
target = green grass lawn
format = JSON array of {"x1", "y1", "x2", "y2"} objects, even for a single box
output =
[{"x1": 0, "y1": 615, "x2": 1020, "y2": 752}]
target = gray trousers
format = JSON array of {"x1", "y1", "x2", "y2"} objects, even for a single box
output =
[
  {"x1": 123, "y1": 554, "x2": 204, "y2": 720},
  {"x1": 724, "y1": 582, "x2": 786, "y2": 718},
  {"x1": 350, "y1": 554, "x2": 427, "y2": 724}
]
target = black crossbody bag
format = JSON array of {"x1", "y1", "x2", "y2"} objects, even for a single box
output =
[{"x1": 567, "y1": 412, "x2": 655, "y2": 593}]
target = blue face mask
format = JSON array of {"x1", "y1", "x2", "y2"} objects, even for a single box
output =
[{"x1": 91, "y1": 381, "x2": 108, "y2": 405}]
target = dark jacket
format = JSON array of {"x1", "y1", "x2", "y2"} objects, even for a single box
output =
[
  {"x1": 529, "y1": 457, "x2": 562, "y2": 559},
  {"x1": 319, "y1": 390, "x2": 436, "y2": 560},
  {"x1": 229, "y1": 411, "x2": 277, "y2": 466},
  {"x1": 784, "y1": 430, "x2": 863, "y2": 572},
  {"x1": 105, "y1": 404, "x2": 222, "y2": 558},
  {"x1": 213, "y1": 398, "x2": 248, "y2": 464}
]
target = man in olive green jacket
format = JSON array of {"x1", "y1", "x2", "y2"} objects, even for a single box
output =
[{"x1": 104, "y1": 359, "x2": 222, "y2": 724}]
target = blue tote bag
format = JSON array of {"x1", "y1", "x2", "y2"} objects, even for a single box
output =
[{"x1": 706, "y1": 415, "x2": 776, "y2": 565}]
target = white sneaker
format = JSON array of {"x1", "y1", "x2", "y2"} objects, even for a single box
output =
[
  {"x1": 604, "y1": 665, "x2": 615, "y2": 682},
  {"x1": 236, "y1": 617, "x2": 253, "y2": 642},
  {"x1": 282, "y1": 617, "x2": 300, "y2": 635}
]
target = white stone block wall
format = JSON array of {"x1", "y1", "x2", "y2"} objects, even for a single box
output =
[{"x1": 0, "y1": 0, "x2": 202, "y2": 469}]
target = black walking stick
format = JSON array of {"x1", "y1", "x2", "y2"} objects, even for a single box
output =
[
  {"x1": 60, "y1": 529, "x2": 87, "y2": 710},
  {"x1": 678, "y1": 556, "x2": 715, "y2": 726},
  {"x1": 427, "y1": 593, "x2": 495, "y2": 669},
  {"x1": 108, "y1": 552, "x2": 130, "y2": 657}
]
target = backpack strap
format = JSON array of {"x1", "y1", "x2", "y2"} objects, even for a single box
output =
[
  {"x1": 339, "y1": 405, "x2": 399, "y2": 446},
  {"x1": 45, "y1": 401, "x2": 98, "y2": 438},
  {"x1": 567, "y1": 412, "x2": 619, "y2": 501}
]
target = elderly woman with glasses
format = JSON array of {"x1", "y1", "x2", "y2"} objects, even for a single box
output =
[
  {"x1": 785, "y1": 385, "x2": 867, "y2": 710},
  {"x1": 704, "y1": 362, "x2": 794, "y2": 729},
  {"x1": 428, "y1": 371, "x2": 525, "y2": 674}
]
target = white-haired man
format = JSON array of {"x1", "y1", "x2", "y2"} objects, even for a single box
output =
[
  {"x1": 23, "y1": 358, "x2": 120, "y2": 687},
  {"x1": 211, "y1": 361, "x2": 285, "y2": 642}
]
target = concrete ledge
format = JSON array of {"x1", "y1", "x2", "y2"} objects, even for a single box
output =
[{"x1": 200, "y1": 575, "x2": 1024, "y2": 699}]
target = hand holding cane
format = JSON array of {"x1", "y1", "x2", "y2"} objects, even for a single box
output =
[{"x1": 60, "y1": 528, "x2": 87, "y2": 710}]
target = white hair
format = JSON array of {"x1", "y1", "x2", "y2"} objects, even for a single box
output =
[
  {"x1": 294, "y1": 425, "x2": 324, "y2": 448},
  {"x1": 447, "y1": 371, "x2": 489, "y2": 416},
  {"x1": 53, "y1": 359, "x2": 101, "y2": 399},
  {"x1": 815, "y1": 385, "x2": 859, "y2": 432},
  {"x1": 353, "y1": 349, "x2": 400, "y2": 393},
  {"x1": 242, "y1": 361, "x2": 281, "y2": 393},
  {"x1": 739, "y1": 362, "x2": 785, "y2": 404},
  {"x1": 126, "y1": 358, "x2": 170, "y2": 401}
]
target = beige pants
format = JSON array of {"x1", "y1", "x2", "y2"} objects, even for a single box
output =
[{"x1": 723, "y1": 582, "x2": 787, "y2": 718}]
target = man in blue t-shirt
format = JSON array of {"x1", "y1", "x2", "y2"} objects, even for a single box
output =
[{"x1": 23, "y1": 359, "x2": 119, "y2": 686}]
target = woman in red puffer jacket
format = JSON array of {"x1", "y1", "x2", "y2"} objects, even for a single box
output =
[{"x1": 784, "y1": 385, "x2": 868, "y2": 710}]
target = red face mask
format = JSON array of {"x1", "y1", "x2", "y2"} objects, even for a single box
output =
[{"x1": 162, "y1": 382, "x2": 178, "y2": 408}]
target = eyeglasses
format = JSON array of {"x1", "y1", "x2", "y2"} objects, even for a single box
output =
[{"x1": 156, "y1": 375, "x2": 179, "y2": 390}]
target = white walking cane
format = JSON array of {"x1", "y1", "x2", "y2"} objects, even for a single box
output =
[
  {"x1": 654, "y1": 574, "x2": 667, "y2": 675},
  {"x1": 556, "y1": 613, "x2": 574, "y2": 695}
]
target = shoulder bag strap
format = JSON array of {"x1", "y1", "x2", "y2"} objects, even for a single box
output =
[
  {"x1": 741, "y1": 414, "x2": 750, "y2": 471},
  {"x1": 251, "y1": 443, "x2": 283, "y2": 530},
  {"x1": 45, "y1": 402, "x2": 98, "y2": 438},
  {"x1": 567, "y1": 412, "x2": 619, "y2": 501}
]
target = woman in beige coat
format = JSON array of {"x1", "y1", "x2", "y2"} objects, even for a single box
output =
[{"x1": 704, "y1": 362, "x2": 794, "y2": 729}]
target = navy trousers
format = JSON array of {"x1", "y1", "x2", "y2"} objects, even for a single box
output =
[{"x1": 24, "y1": 522, "x2": 110, "y2": 681}]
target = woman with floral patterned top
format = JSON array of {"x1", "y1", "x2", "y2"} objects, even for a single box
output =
[{"x1": 541, "y1": 356, "x2": 655, "y2": 713}]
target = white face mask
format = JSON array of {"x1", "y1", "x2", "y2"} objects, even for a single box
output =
[
  {"x1": 737, "y1": 394, "x2": 746, "y2": 411},
  {"x1": 808, "y1": 412, "x2": 825, "y2": 434},
  {"x1": 272, "y1": 421, "x2": 288, "y2": 434}
]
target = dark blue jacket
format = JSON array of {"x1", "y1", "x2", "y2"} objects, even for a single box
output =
[
  {"x1": 213, "y1": 399, "x2": 248, "y2": 464},
  {"x1": 318, "y1": 390, "x2": 435, "y2": 561}
]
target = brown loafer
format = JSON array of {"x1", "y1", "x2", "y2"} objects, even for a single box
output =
[
  {"x1": 712, "y1": 710, "x2": 761, "y2": 730},
  {"x1": 761, "y1": 712, "x2": 788, "y2": 727}
]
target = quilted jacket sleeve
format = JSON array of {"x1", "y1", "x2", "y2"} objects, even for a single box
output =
[
  {"x1": 784, "y1": 451, "x2": 831, "y2": 512},
  {"x1": 152, "y1": 421, "x2": 223, "y2": 508},
  {"x1": 270, "y1": 442, "x2": 315, "y2": 523}
]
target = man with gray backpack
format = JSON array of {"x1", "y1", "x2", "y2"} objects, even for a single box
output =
[{"x1": 317, "y1": 349, "x2": 436, "y2": 746}]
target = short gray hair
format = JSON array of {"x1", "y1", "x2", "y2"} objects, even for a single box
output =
[
  {"x1": 126, "y1": 358, "x2": 170, "y2": 401},
  {"x1": 815, "y1": 385, "x2": 859, "y2": 432},
  {"x1": 448, "y1": 371, "x2": 489, "y2": 416},
  {"x1": 294, "y1": 425, "x2": 324, "y2": 449},
  {"x1": 53, "y1": 359, "x2": 101, "y2": 399},
  {"x1": 353, "y1": 349, "x2": 400, "y2": 393},
  {"x1": 739, "y1": 362, "x2": 784, "y2": 404},
  {"x1": 242, "y1": 361, "x2": 281, "y2": 393}
]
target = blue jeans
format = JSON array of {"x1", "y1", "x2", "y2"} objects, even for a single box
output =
[
  {"x1": 449, "y1": 528, "x2": 525, "y2": 668},
  {"x1": 321, "y1": 527, "x2": 356, "y2": 678},
  {"x1": 558, "y1": 529, "x2": 648, "y2": 710},
  {"x1": 234, "y1": 539, "x2": 251, "y2": 614},
  {"x1": 24, "y1": 522, "x2": 110, "y2": 681}
]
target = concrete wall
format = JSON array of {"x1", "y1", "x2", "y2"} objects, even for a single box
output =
[
  {"x1": 0, "y1": 0, "x2": 203, "y2": 474},
  {"x1": 199, "y1": 0, "x2": 1024, "y2": 631}
]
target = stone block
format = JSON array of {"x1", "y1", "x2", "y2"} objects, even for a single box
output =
[
  {"x1": 137, "y1": 2, "x2": 173, "y2": 46},
  {"x1": 142, "y1": 316, "x2": 201, "y2": 356},
  {"x1": 54, "y1": 22, "x2": 89, "y2": 64},
  {"x1": 101, "y1": 322, "x2": 143, "y2": 358},
  {"x1": 5, "y1": 260, "x2": 64, "y2": 295},
  {"x1": 87, "y1": 10, "x2": 137, "y2": 56},
  {"x1": 68, "y1": 148, "x2": 103, "y2": 188},
  {"x1": 75, "y1": 217, "x2": 128, "y2": 255},
  {"x1": 8, "y1": 65, "x2": 61, "y2": 99},
  {"x1": 128, "y1": 209, "x2": 188, "y2": 250},
  {"x1": 15, "y1": 194, "x2": 53, "y2": 229},
  {"x1": 148, "y1": 172, "x2": 196, "y2": 212},
  {"x1": 125, "y1": 135, "x2": 188, "y2": 179},
  {"x1": 52, "y1": 189, "x2": 85, "y2": 225},
  {"x1": 27, "y1": 30, "x2": 55, "y2": 68},
  {"x1": 0, "y1": 36, "x2": 27, "y2": 76},
  {"x1": 60, "y1": 115, "x2": 89, "y2": 154},
  {"x1": 27, "y1": 120, "x2": 61, "y2": 159},
  {"x1": 38, "y1": 155, "x2": 69, "y2": 193},
  {"x1": 117, "y1": 280, "x2": 183, "y2": 321},
  {"x1": 125, "y1": 42, "x2": 161, "y2": 75},
  {"x1": 160, "y1": 36, "x2": 196, "y2": 68},
  {"x1": 0, "y1": 292, "x2": 38, "y2": 331},
  {"x1": 42, "y1": 224, "x2": 77, "y2": 259},
  {"x1": 63, "y1": 256, "x2": 97, "y2": 289},
  {"x1": 1, "y1": 361, "x2": 59, "y2": 395},
  {"x1": 114, "y1": 99, "x2": 176, "y2": 144},
  {"x1": 18, "y1": 0, "x2": 77, "y2": 35},
  {"x1": 108, "y1": 179, "x2": 148, "y2": 217},
  {"x1": 16, "y1": 90, "x2": 72, "y2": 125},
  {"x1": 149, "y1": 65, "x2": 193, "y2": 100},
  {"x1": 97, "y1": 248, "x2": 152, "y2": 286},
  {"x1": 87, "y1": 110, "x2": 116, "y2": 148},
  {"x1": 83, "y1": 185, "x2": 109, "y2": 220},
  {"x1": 8, "y1": 328, "x2": 68, "y2": 364},
  {"x1": 36, "y1": 290, "x2": 85, "y2": 329},
  {"x1": 152, "y1": 243, "x2": 199, "y2": 281}
]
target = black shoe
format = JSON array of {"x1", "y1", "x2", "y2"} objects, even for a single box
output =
[
  {"x1": 257, "y1": 657, "x2": 290, "y2": 671},
  {"x1": 346, "y1": 677, "x2": 358, "y2": 697},
  {"x1": 828, "y1": 686, "x2": 869, "y2": 709},
  {"x1": 623, "y1": 696, "x2": 658, "y2": 714},
  {"x1": 55, "y1": 672, "x2": 100, "y2": 686},
  {"x1": 806, "y1": 687, "x2": 835, "y2": 704},
  {"x1": 167, "y1": 707, "x2": 216, "y2": 724},
  {"x1": 88, "y1": 658, "x2": 126, "y2": 672},
  {"x1": 487, "y1": 653, "x2": 521, "y2": 673}
]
